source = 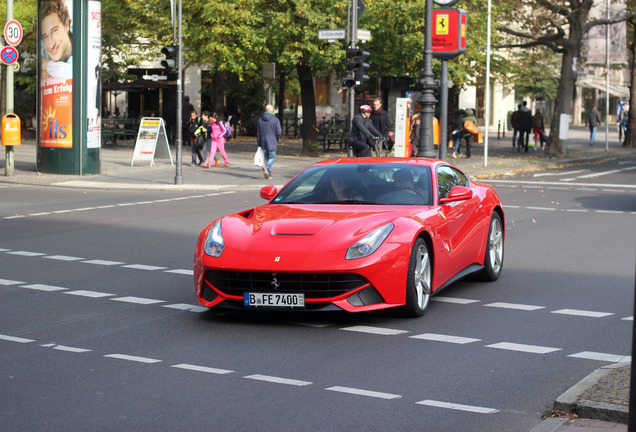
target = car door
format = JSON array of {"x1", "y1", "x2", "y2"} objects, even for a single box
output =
[{"x1": 434, "y1": 165, "x2": 481, "y2": 278}]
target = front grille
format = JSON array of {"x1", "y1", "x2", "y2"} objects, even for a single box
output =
[{"x1": 205, "y1": 270, "x2": 369, "y2": 299}]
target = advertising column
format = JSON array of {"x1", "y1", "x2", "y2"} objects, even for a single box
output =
[{"x1": 37, "y1": 0, "x2": 101, "y2": 175}]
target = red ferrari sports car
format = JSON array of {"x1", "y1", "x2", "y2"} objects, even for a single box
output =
[{"x1": 194, "y1": 158, "x2": 504, "y2": 317}]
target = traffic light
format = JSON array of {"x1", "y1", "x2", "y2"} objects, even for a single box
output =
[
  {"x1": 342, "y1": 74, "x2": 356, "y2": 88},
  {"x1": 345, "y1": 48, "x2": 370, "y2": 86},
  {"x1": 161, "y1": 44, "x2": 178, "y2": 73}
]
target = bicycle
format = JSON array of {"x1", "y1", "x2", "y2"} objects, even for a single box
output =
[{"x1": 285, "y1": 117, "x2": 303, "y2": 139}]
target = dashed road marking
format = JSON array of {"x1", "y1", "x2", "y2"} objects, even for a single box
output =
[
  {"x1": 410, "y1": 333, "x2": 481, "y2": 344},
  {"x1": 21, "y1": 284, "x2": 68, "y2": 292},
  {"x1": 432, "y1": 296, "x2": 480, "y2": 304},
  {"x1": 245, "y1": 374, "x2": 313, "y2": 387},
  {"x1": 0, "y1": 334, "x2": 34, "y2": 343},
  {"x1": 485, "y1": 302, "x2": 545, "y2": 311},
  {"x1": 568, "y1": 352, "x2": 631, "y2": 363},
  {"x1": 64, "y1": 290, "x2": 115, "y2": 298},
  {"x1": 485, "y1": 342, "x2": 561, "y2": 354},
  {"x1": 326, "y1": 386, "x2": 401, "y2": 399},
  {"x1": 172, "y1": 363, "x2": 234, "y2": 375},
  {"x1": 417, "y1": 399, "x2": 498, "y2": 414},
  {"x1": 111, "y1": 296, "x2": 165, "y2": 305},
  {"x1": 104, "y1": 354, "x2": 162, "y2": 364},
  {"x1": 340, "y1": 325, "x2": 409, "y2": 336},
  {"x1": 551, "y1": 309, "x2": 614, "y2": 318}
]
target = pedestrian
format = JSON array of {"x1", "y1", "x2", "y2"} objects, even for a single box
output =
[
  {"x1": 349, "y1": 105, "x2": 383, "y2": 157},
  {"x1": 199, "y1": 111, "x2": 213, "y2": 166},
  {"x1": 203, "y1": 112, "x2": 229, "y2": 167},
  {"x1": 532, "y1": 108, "x2": 545, "y2": 150},
  {"x1": 188, "y1": 110, "x2": 204, "y2": 166},
  {"x1": 182, "y1": 96, "x2": 195, "y2": 145},
  {"x1": 510, "y1": 104, "x2": 521, "y2": 149},
  {"x1": 517, "y1": 101, "x2": 533, "y2": 153},
  {"x1": 451, "y1": 109, "x2": 465, "y2": 158},
  {"x1": 256, "y1": 104, "x2": 282, "y2": 179},
  {"x1": 462, "y1": 108, "x2": 478, "y2": 159},
  {"x1": 617, "y1": 104, "x2": 629, "y2": 144},
  {"x1": 370, "y1": 98, "x2": 392, "y2": 150},
  {"x1": 585, "y1": 105, "x2": 602, "y2": 146}
]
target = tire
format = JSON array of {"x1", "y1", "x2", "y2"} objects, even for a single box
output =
[
  {"x1": 402, "y1": 238, "x2": 432, "y2": 317},
  {"x1": 286, "y1": 124, "x2": 299, "y2": 139},
  {"x1": 480, "y1": 212, "x2": 504, "y2": 281}
]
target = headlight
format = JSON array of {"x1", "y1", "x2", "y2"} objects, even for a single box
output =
[
  {"x1": 346, "y1": 223, "x2": 394, "y2": 260},
  {"x1": 204, "y1": 221, "x2": 225, "y2": 257}
]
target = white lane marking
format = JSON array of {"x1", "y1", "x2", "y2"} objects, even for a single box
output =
[
  {"x1": 3, "y1": 215, "x2": 27, "y2": 219},
  {"x1": 64, "y1": 290, "x2": 115, "y2": 298},
  {"x1": 533, "y1": 170, "x2": 589, "y2": 178},
  {"x1": 340, "y1": 326, "x2": 409, "y2": 336},
  {"x1": 7, "y1": 251, "x2": 46, "y2": 257},
  {"x1": 596, "y1": 210, "x2": 625, "y2": 214},
  {"x1": 485, "y1": 342, "x2": 561, "y2": 354},
  {"x1": 0, "y1": 278, "x2": 24, "y2": 285},
  {"x1": 526, "y1": 206, "x2": 557, "y2": 211},
  {"x1": 162, "y1": 304, "x2": 208, "y2": 313},
  {"x1": 410, "y1": 333, "x2": 481, "y2": 344},
  {"x1": 121, "y1": 264, "x2": 167, "y2": 271},
  {"x1": 21, "y1": 284, "x2": 68, "y2": 292},
  {"x1": 622, "y1": 316, "x2": 633, "y2": 321},
  {"x1": 0, "y1": 334, "x2": 34, "y2": 343},
  {"x1": 41, "y1": 343, "x2": 91, "y2": 353},
  {"x1": 577, "y1": 169, "x2": 625, "y2": 179},
  {"x1": 74, "y1": 207, "x2": 97, "y2": 212},
  {"x1": 0, "y1": 248, "x2": 10, "y2": 252},
  {"x1": 432, "y1": 296, "x2": 480, "y2": 304},
  {"x1": 568, "y1": 352, "x2": 631, "y2": 363},
  {"x1": 81, "y1": 259, "x2": 125, "y2": 266},
  {"x1": 245, "y1": 374, "x2": 312, "y2": 387},
  {"x1": 326, "y1": 386, "x2": 401, "y2": 400},
  {"x1": 43, "y1": 255, "x2": 84, "y2": 261},
  {"x1": 485, "y1": 302, "x2": 545, "y2": 311},
  {"x1": 111, "y1": 296, "x2": 165, "y2": 305},
  {"x1": 164, "y1": 269, "x2": 194, "y2": 275},
  {"x1": 485, "y1": 179, "x2": 636, "y2": 189},
  {"x1": 28, "y1": 212, "x2": 52, "y2": 216},
  {"x1": 417, "y1": 399, "x2": 498, "y2": 414},
  {"x1": 104, "y1": 354, "x2": 162, "y2": 364},
  {"x1": 52, "y1": 209, "x2": 73, "y2": 214},
  {"x1": 172, "y1": 363, "x2": 234, "y2": 375},
  {"x1": 551, "y1": 309, "x2": 614, "y2": 318},
  {"x1": 566, "y1": 209, "x2": 589, "y2": 213}
]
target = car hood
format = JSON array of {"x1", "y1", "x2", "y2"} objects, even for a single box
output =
[{"x1": 219, "y1": 204, "x2": 421, "y2": 254}]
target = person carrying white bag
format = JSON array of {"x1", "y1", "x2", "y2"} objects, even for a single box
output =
[{"x1": 256, "y1": 104, "x2": 282, "y2": 179}]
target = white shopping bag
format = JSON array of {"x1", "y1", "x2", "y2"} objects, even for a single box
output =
[{"x1": 254, "y1": 147, "x2": 265, "y2": 167}]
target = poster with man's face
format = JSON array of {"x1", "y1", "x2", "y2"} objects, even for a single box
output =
[{"x1": 39, "y1": 0, "x2": 73, "y2": 148}]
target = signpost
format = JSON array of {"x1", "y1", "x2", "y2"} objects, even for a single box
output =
[
  {"x1": 4, "y1": 19, "x2": 22, "y2": 46},
  {"x1": 1, "y1": 46, "x2": 18, "y2": 65}
]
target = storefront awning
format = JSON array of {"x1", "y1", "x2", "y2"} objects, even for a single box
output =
[{"x1": 577, "y1": 79, "x2": 630, "y2": 97}]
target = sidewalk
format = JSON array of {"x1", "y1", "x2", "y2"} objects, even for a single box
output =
[
  {"x1": 1, "y1": 125, "x2": 634, "y2": 431},
  {"x1": 1, "y1": 125, "x2": 634, "y2": 190}
]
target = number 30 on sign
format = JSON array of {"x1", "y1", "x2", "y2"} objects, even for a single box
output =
[{"x1": 4, "y1": 20, "x2": 23, "y2": 47}]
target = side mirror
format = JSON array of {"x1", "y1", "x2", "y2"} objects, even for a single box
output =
[
  {"x1": 260, "y1": 185, "x2": 278, "y2": 201},
  {"x1": 439, "y1": 185, "x2": 473, "y2": 204}
]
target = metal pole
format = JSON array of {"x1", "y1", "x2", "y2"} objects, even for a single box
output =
[
  {"x1": 484, "y1": 0, "x2": 492, "y2": 167},
  {"x1": 439, "y1": 60, "x2": 448, "y2": 160},
  {"x1": 347, "y1": 0, "x2": 357, "y2": 155},
  {"x1": 605, "y1": 0, "x2": 609, "y2": 152},
  {"x1": 416, "y1": 0, "x2": 437, "y2": 158},
  {"x1": 174, "y1": 0, "x2": 183, "y2": 185},
  {"x1": 4, "y1": 0, "x2": 15, "y2": 176}
]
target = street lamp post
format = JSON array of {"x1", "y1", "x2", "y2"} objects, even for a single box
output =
[{"x1": 416, "y1": 0, "x2": 438, "y2": 158}]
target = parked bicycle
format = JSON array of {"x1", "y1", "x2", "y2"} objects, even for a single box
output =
[{"x1": 285, "y1": 116, "x2": 303, "y2": 139}]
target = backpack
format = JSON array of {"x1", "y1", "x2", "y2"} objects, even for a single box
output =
[{"x1": 221, "y1": 121, "x2": 232, "y2": 138}]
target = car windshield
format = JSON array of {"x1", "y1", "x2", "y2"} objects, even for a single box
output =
[{"x1": 272, "y1": 163, "x2": 433, "y2": 206}]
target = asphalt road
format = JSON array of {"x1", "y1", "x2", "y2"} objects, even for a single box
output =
[{"x1": 0, "y1": 156, "x2": 634, "y2": 431}]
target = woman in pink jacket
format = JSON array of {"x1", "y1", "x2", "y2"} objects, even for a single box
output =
[{"x1": 205, "y1": 113, "x2": 229, "y2": 167}]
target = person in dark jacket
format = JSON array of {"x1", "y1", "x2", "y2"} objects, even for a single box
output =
[
  {"x1": 370, "y1": 98, "x2": 392, "y2": 150},
  {"x1": 462, "y1": 108, "x2": 478, "y2": 159},
  {"x1": 585, "y1": 105, "x2": 602, "y2": 146},
  {"x1": 451, "y1": 109, "x2": 465, "y2": 158},
  {"x1": 517, "y1": 101, "x2": 533, "y2": 153},
  {"x1": 257, "y1": 104, "x2": 282, "y2": 179},
  {"x1": 349, "y1": 105, "x2": 383, "y2": 157}
]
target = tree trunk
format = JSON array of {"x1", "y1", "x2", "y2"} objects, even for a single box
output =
[
  {"x1": 625, "y1": 22, "x2": 635, "y2": 148},
  {"x1": 277, "y1": 70, "x2": 286, "y2": 127},
  {"x1": 213, "y1": 70, "x2": 226, "y2": 116},
  {"x1": 296, "y1": 61, "x2": 319, "y2": 157}
]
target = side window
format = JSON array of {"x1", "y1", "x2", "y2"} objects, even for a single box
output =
[{"x1": 436, "y1": 166, "x2": 468, "y2": 200}]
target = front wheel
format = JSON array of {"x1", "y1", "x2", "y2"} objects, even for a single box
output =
[
  {"x1": 402, "y1": 238, "x2": 432, "y2": 317},
  {"x1": 479, "y1": 212, "x2": 504, "y2": 281}
]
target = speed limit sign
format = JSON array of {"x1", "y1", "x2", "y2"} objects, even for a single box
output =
[{"x1": 4, "y1": 20, "x2": 23, "y2": 47}]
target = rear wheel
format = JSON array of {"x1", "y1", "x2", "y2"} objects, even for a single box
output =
[
  {"x1": 402, "y1": 238, "x2": 432, "y2": 317},
  {"x1": 480, "y1": 212, "x2": 504, "y2": 281}
]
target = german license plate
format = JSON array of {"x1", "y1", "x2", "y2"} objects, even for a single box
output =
[{"x1": 244, "y1": 292, "x2": 305, "y2": 308}]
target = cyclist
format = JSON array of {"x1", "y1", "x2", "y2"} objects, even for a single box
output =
[{"x1": 349, "y1": 105, "x2": 383, "y2": 157}]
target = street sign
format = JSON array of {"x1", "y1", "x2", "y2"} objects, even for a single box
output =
[
  {"x1": 4, "y1": 20, "x2": 22, "y2": 46},
  {"x1": 432, "y1": 8, "x2": 467, "y2": 60},
  {"x1": 357, "y1": 29, "x2": 371, "y2": 42},
  {"x1": 143, "y1": 74, "x2": 168, "y2": 81},
  {"x1": 1, "y1": 46, "x2": 18, "y2": 65},
  {"x1": 319, "y1": 29, "x2": 346, "y2": 40}
]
